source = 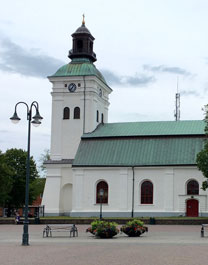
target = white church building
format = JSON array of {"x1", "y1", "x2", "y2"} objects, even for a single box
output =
[{"x1": 42, "y1": 19, "x2": 207, "y2": 217}]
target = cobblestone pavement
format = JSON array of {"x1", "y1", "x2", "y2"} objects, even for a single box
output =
[{"x1": 1, "y1": 224, "x2": 208, "y2": 265}]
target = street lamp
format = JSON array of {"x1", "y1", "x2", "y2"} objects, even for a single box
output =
[
  {"x1": 99, "y1": 188, "x2": 104, "y2": 220},
  {"x1": 10, "y1": 101, "x2": 43, "y2": 246}
]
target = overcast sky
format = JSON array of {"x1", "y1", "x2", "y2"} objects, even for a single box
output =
[{"x1": 0, "y1": 0, "x2": 208, "y2": 162}]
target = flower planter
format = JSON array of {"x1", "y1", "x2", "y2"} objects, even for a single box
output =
[
  {"x1": 86, "y1": 227, "x2": 96, "y2": 235},
  {"x1": 86, "y1": 220, "x2": 119, "y2": 238},
  {"x1": 121, "y1": 226, "x2": 148, "y2": 237},
  {"x1": 97, "y1": 229, "x2": 118, "y2": 238},
  {"x1": 120, "y1": 219, "x2": 148, "y2": 237}
]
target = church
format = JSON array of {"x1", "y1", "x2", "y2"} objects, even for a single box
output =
[{"x1": 42, "y1": 18, "x2": 207, "y2": 217}]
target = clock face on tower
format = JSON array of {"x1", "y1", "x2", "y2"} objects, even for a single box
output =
[{"x1": 68, "y1": 83, "x2": 77, "y2": 92}]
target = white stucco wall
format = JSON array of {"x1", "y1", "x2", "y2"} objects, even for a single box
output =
[
  {"x1": 71, "y1": 166, "x2": 208, "y2": 217},
  {"x1": 48, "y1": 76, "x2": 111, "y2": 160},
  {"x1": 43, "y1": 70, "x2": 113, "y2": 215},
  {"x1": 42, "y1": 164, "x2": 73, "y2": 215},
  {"x1": 41, "y1": 167, "x2": 62, "y2": 215}
]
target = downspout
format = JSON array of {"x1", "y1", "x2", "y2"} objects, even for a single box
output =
[
  {"x1": 131, "y1": 166, "x2": 135, "y2": 218},
  {"x1": 83, "y1": 76, "x2": 86, "y2": 133}
]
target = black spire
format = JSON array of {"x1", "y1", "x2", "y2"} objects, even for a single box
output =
[{"x1": 68, "y1": 16, "x2": 97, "y2": 62}]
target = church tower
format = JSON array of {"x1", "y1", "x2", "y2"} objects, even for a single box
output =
[
  {"x1": 42, "y1": 18, "x2": 112, "y2": 215},
  {"x1": 48, "y1": 17, "x2": 112, "y2": 160}
]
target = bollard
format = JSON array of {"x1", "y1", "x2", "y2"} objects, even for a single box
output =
[
  {"x1": 149, "y1": 217, "x2": 156, "y2": 225},
  {"x1": 201, "y1": 226, "x2": 204, "y2": 237}
]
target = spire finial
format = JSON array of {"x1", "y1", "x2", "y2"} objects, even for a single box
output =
[{"x1": 82, "y1": 14, "x2": 85, "y2": 25}]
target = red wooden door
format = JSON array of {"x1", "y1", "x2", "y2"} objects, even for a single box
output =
[{"x1": 186, "y1": 199, "x2": 198, "y2": 217}]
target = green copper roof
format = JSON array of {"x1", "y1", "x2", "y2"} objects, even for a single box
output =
[
  {"x1": 73, "y1": 137, "x2": 204, "y2": 167},
  {"x1": 73, "y1": 120, "x2": 206, "y2": 167},
  {"x1": 50, "y1": 58, "x2": 108, "y2": 86},
  {"x1": 82, "y1": 120, "x2": 205, "y2": 138}
]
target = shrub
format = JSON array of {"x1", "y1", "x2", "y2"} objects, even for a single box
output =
[{"x1": 126, "y1": 219, "x2": 144, "y2": 227}]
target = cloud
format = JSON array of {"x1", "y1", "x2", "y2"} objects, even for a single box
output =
[
  {"x1": 102, "y1": 69, "x2": 155, "y2": 87},
  {"x1": 120, "y1": 112, "x2": 150, "y2": 122},
  {"x1": 143, "y1": 64, "x2": 192, "y2": 76},
  {"x1": 204, "y1": 84, "x2": 208, "y2": 94},
  {"x1": 101, "y1": 70, "x2": 121, "y2": 85},
  {"x1": 0, "y1": 130, "x2": 9, "y2": 133},
  {"x1": 180, "y1": 90, "x2": 199, "y2": 97},
  {"x1": 0, "y1": 36, "x2": 155, "y2": 86},
  {"x1": 0, "y1": 19, "x2": 13, "y2": 26},
  {"x1": 40, "y1": 133, "x2": 50, "y2": 138},
  {"x1": 0, "y1": 38, "x2": 64, "y2": 78}
]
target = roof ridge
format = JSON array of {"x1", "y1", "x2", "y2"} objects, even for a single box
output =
[
  {"x1": 81, "y1": 120, "x2": 205, "y2": 138},
  {"x1": 105, "y1": 120, "x2": 204, "y2": 125}
]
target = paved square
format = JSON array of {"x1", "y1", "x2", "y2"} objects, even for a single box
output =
[{"x1": 1, "y1": 224, "x2": 208, "y2": 265}]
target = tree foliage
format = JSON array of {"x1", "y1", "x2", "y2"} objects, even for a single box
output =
[
  {"x1": 0, "y1": 151, "x2": 13, "y2": 206},
  {"x1": 38, "y1": 149, "x2": 50, "y2": 177},
  {"x1": 196, "y1": 104, "x2": 208, "y2": 190},
  {"x1": 4, "y1": 148, "x2": 39, "y2": 208},
  {"x1": 30, "y1": 177, "x2": 46, "y2": 199}
]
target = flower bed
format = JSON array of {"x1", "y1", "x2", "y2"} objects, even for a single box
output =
[
  {"x1": 120, "y1": 219, "x2": 148, "y2": 237},
  {"x1": 86, "y1": 220, "x2": 119, "y2": 238}
]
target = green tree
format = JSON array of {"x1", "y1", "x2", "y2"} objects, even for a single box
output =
[
  {"x1": 0, "y1": 151, "x2": 13, "y2": 206},
  {"x1": 4, "y1": 148, "x2": 39, "y2": 210},
  {"x1": 38, "y1": 149, "x2": 50, "y2": 177},
  {"x1": 30, "y1": 177, "x2": 46, "y2": 200},
  {"x1": 196, "y1": 104, "x2": 208, "y2": 190}
]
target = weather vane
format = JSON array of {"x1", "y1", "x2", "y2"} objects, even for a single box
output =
[{"x1": 82, "y1": 14, "x2": 85, "y2": 25}]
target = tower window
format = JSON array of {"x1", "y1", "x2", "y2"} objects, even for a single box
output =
[
  {"x1": 74, "y1": 107, "x2": 80, "y2": 119},
  {"x1": 96, "y1": 110, "x2": 99, "y2": 122},
  {"x1": 141, "y1": 181, "x2": 153, "y2": 204},
  {"x1": 101, "y1": 113, "x2": 104, "y2": 123},
  {"x1": 63, "y1": 107, "x2": 70, "y2": 119}
]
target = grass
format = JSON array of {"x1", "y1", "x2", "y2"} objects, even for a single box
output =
[
  {"x1": 1, "y1": 216, "x2": 208, "y2": 220},
  {"x1": 39, "y1": 216, "x2": 208, "y2": 220}
]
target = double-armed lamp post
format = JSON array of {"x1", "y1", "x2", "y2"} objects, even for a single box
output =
[
  {"x1": 10, "y1": 101, "x2": 43, "y2": 246},
  {"x1": 99, "y1": 189, "x2": 104, "y2": 220}
]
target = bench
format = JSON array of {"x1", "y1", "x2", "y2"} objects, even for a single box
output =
[
  {"x1": 15, "y1": 216, "x2": 23, "y2": 224},
  {"x1": 43, "y1": 224, "x2": 78, "y2": 238},
  {"x1": 201, "y1": 224, "x2": 208, "y2": 237},
  {"x1": 15, "y1": 217, "x2": 40, "y2": 224}
]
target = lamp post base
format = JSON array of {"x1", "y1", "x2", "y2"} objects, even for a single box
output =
[
  {"x1": 22, "y1": 222, "x2": 29, "y2": 246},
  {"x1": 22, "y1": 234, "x2": 29, "y2": 246}
]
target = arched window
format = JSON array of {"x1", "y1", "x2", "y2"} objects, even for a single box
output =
[
  {"x1": 141, "y1": 181, "x2": 153, "y2": 204},
  {"x1": 63, "y1": 107, "x2": 70, "y2": 119},
  {"x1": 74, "y1": 107, "x2": 80, "y2": 119},
  {"x1": 96, "y1": 181, "x2": 108, "y2": 204},
  {"x1": 96, "y1": 110, "x2": 99, "y2": 122},
  {"x1": 187, "y1": 180, "x2": 199, "y2": 195},
  {"x1": 101, "y1": 113, "x2": 104, "y2": 123}
]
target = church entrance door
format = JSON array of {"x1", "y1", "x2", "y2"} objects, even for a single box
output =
[{"x1": 186, "y1": 199, "x2": 198, "y2": 217}]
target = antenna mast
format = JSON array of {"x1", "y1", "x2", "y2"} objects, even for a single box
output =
[{"x1": 174, "y1": 77, "x2": 180, "y2": 121}]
